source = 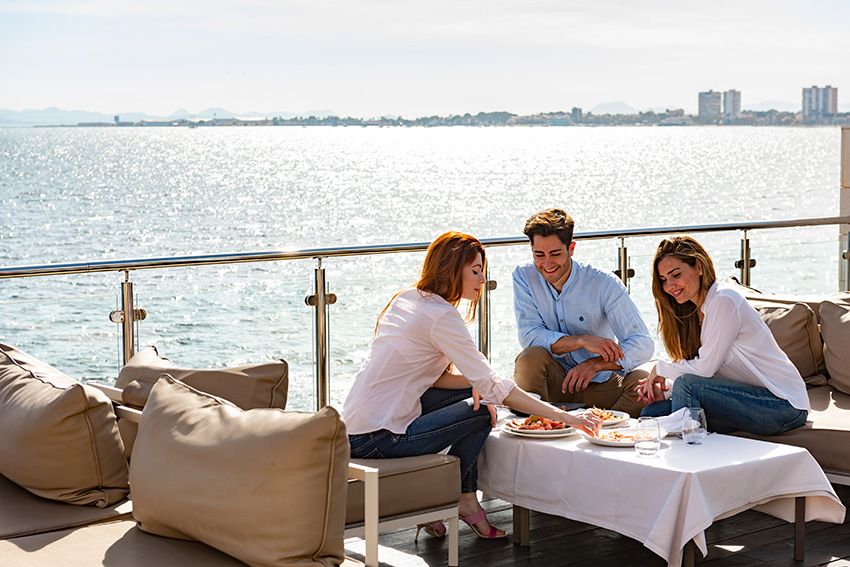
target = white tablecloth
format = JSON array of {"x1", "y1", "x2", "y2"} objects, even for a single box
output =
[{"x1": 479, "y1": 417, "x2": 845, "y2": 567}]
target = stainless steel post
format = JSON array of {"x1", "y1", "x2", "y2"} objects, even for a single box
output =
[
  {"x1": 305, "y1": 258, "x2": 336, "y2": 410},
  {"x1": 614, "y1": 237, "x2": 634, "y2": 291},
  {"x1": 737, "y1": 230, "x2": 755, "y2": 286},
  {"x1": 845, "y1": 233, "x2": 850, "y2": 293},
  {"x1": 109, "y1": 271, "x2": 147, "y2": 366},
  {"x1": 477, "y1": 267, "x2": 496, "y2": 359}
]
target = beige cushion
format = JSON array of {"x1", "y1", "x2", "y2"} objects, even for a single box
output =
[
  {"x1": 723, "y1": 277, "x2": 844, "y2": 322},
  {"x1": 130, "y1": 377, "x2": 349, "y2": 567},
  {"x1": 0, "y1": 344, "x2": 129, "y2": 507},
  {"x1": 748, "y1": 300, "x2": 826, "y2": 385},
  {"x1": 820, "y1": 300, "x2": 850, "y2": 395},
  {"x1": 732, "y1": 385, "x2": 850, "y2": 474},
  {"x1": 0, "y1": 520, "x2": 364, "y2": 567},
  {"x1": 346, "y1": 455, "x2": 460, "y2": 526},
  {"x1": 116, "y1": 346, "x2": 288, "y2": 410},
  {"x1": 0, "y1": 474, "x2": 131, "y2": 540}
]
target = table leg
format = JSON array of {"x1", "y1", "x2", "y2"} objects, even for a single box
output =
[
  {"x1": 683, "y1": 539, "x2": 696, "y2": 567},
  {"x1": 512, "y1": 505, "x2": 530, "y2": 546},
  {"x1": 795, "y1": 496, "x2": 806, "y2": 561}
]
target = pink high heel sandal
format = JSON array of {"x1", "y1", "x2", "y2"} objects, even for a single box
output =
[
  {"x1": 415, "y1": 520, "x2": 447, "y2": 541},
  {"x1": 460, "y1": 509, "x2": 507, "y2": 539}
]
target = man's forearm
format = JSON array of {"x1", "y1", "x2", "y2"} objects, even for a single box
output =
[{"x1": 551, "y1": 334, "x2": 585, "y2": 355}]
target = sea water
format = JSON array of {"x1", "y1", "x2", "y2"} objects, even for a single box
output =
[{"x1": 0, "y1": 126, "x2": 843, "y2": 410}]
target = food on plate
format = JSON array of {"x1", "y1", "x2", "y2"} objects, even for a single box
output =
[
  {"x1": 507, "y1": 415, "x2": 567, "y2": 431},
  {"x1": 586, "y1": 407, "x2": 616, "y2": 421},
  {"x1": 597, "y1": 430, "x2": 637, "y2": 443}
]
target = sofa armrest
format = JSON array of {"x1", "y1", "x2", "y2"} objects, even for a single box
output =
[{"x1": 348, "y1": 462, "x2": 379, "y2": 567}]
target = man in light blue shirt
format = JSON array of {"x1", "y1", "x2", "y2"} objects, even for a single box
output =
[{"x1": 513, "y1": 208, "x2": 654, "y2": 416}]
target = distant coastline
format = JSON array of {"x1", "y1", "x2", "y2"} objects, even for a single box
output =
[{"x1": 26, "y1": 109, "x2": 850, "y2": 128}]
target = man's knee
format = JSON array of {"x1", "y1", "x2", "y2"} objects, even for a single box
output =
[{"x1": 514, "y1": 347, "x2": 555, "y2": 393}]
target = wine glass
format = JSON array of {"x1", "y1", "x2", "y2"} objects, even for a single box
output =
[{"x1": 682, "y1": 408, "x2": 707, "y2": 445}]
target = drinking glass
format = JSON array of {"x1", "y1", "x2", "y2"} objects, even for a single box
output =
[
  {"x1": 634, "y1": 417, "x2": 661, "y2": 457},
  {"x1": 682, "y1": 408, "x2": 707, "y2": 445}
]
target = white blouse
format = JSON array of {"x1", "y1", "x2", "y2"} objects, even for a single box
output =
[
  {"x1": 343, "y1": 288, "x2": 516, "y2": 435},
  {"x1": 656, "y1": 281, "x2": 809, "y2": 411}
]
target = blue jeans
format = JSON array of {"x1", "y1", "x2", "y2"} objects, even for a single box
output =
[
  {"x1": 640, "y1": 374, "x2": 807, "y2": 436},
  {"x1": 348, "y1": 387, "x2": 492, "y2": 493}
]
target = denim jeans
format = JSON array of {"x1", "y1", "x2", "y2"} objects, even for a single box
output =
[
  {"x1": 640, "y1": 374, "x2": 807, "y2": 436},
  {"x1": 348, "y1": 387, "x2": 492, "y2": 493}
]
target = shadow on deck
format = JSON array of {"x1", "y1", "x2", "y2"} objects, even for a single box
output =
[{"x1": 345, "y1": 484, "x2": 850, "y2": 566}]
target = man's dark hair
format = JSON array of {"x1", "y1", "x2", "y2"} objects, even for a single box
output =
[{"x1": 523, "y1": 208, "x2": 575, "y2": 246}]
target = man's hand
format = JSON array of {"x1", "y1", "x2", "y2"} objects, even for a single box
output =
[
  {"x1": 561, "y1": 360, "x2": 599, "y2": 394},
  {"x1": 580, "y1": 335, "x2": 624, "y2": 363},
  {"x1": 472, "y1": 388, "x2": 497, "y2": 427}
]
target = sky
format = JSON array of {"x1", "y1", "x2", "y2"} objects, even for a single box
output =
[{"x1": 2, "y1": 0, "x2": 849, "y2": 117}]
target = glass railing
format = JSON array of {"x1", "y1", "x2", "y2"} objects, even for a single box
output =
[{"x1": 1, "y1": 216, "x2": 848, "y2": 411}]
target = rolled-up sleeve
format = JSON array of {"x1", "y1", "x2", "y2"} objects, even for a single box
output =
[
  {"x1": 430, "y1": 311, "x2": 516, "y2": 404},
  {"x1": 603, "y1": 283, "x2": 654, "y2": 373},
  {"x1": 513, "y1": 267, "x2": 565, "y2": 354},
  {"x1": 656, "y1": 295, "x2": 740, "y2": 380}
]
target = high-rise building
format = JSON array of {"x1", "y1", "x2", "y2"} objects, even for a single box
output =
[
  {"x1": 802, "y1": 85, "x2": 838, "y2": 121},
  {"x1": 698, "y1": 90, "x2": 722, "y2": 122},
  {"x1": 571, "y1": 107, "x2": 583, "y2": 122},
  {"x1": 723, "y1": 90, "x2": 741, "y2": 120}
]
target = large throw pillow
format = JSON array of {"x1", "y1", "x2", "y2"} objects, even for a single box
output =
[
  {"x1": 116, "y1": 346, "x2": 287, "y2": 410},
  {"x1": 748, "y1": 300, "x2": 826, "y2": 385},
  {"x1": 820, "y1": 300, "x2": 850, "y2": 394},
  {"x1": 0, "y1": 344, "x2": 129, "y2": 507},
  {"x1": 130, "y1": 377, "x2": 348, "y2": 567}
]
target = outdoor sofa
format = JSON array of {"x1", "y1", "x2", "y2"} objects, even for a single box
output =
[{"x1": 0, "y1": 345, "x2": 461, "y2": 566}]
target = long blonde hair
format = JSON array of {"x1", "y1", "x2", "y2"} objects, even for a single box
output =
[
  {"x1": 652, "y1": 236, "x2": 716, "y2": 361},
  {"x1": 376, "y1": 231, "x2": 485, "y2": 330}
]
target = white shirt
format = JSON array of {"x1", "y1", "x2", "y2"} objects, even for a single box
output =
[
  {"x1": 343, "y1": 288, "x2": 516, "y2": 435},
  {"x1": 656, "y1": 281, "x2": 810, "y2": 411}
]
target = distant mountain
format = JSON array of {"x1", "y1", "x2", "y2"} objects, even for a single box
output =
[
  {"x1": 590, "y1": 101, "x2": 639, "y2": 115},
  {"x1": 745, "y1": 100, "x2": 799, "y2": 112}
]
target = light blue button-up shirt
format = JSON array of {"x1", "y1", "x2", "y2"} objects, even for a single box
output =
[{"x1": 513, "y1": 260, "x2": 654, "y2": 383}]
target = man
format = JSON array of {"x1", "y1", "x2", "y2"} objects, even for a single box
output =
[{"x1": 513, "y1": 208, "x2": 654, "y2": 417}]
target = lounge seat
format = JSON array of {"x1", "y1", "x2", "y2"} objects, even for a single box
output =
[
  {"x1": 0, "y1": 520, "x2": 364, "y2": 566},
  {"x1": 346, "y1": 455, "x2": 460, "y2": 567},
  {"x1": 0, "y1": 475, "x2": 132, "y2": 541}
]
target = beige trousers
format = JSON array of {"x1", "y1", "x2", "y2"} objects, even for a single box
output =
[{"x1": 513, "y1": 347, "x2": 650, "y2": 418}]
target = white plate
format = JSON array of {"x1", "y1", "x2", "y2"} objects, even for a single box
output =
[
  {"x1": 502, "y1": 424, "x2": 577, "y2": 438},
  {"x1": 577, "y1": 428, "x2": 638, "y2": 447},
  {"x1": 569, "y1": 408, "x2": 630, "y2": 427},
  {"x1": 578, "y1": 425, "x2": 670, "y2": 447},
  {"x1": 502, "y1": 419, "x2": 575, "y2": 437}
]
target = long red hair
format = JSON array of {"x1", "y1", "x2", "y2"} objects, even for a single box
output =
[{"x1": 377, "y1": 231, "x2": 486, "y2": 329}]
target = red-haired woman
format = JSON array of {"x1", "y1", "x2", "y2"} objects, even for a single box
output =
[{"x1": 344, "y1": 231, "x2": 600, "y2": 540}]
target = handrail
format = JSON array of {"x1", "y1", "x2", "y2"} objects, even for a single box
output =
[{"x1": 1, "y1": 216, "x2": 848, "y2": 279}]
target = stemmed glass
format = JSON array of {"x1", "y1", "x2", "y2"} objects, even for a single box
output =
[{"x1": 682, "y1": 408, "x2": 707, "y2": 445}]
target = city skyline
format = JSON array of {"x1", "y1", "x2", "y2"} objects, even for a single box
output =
[{"x1": 2, "y1": 1, "x2": 850, "y2": 117}]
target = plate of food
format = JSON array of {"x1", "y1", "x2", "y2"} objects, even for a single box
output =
[
  {"x1": 502, "y1": 415, "x2": 576, "y2": 438},
  {"x1": 569, "y1": 407, "x2": 630, "y2": 427},
  {"x1": 578, "y1": 427, "x2": 639, "y2": 447}
]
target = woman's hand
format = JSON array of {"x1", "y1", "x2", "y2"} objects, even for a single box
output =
[
  {"x1": 564, "y1": 412, "x2": 602, "y2": 437},
  {"x1": 472, "y1": 388, "x2": 498, "y2": 427},
  {"x1": 636, "y1": 366, "x2": 667, "y2": 404}
]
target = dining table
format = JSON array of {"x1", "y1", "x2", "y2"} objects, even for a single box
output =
[{"x1": 478, "y1": 411, "x2": 846, "y2": 567}]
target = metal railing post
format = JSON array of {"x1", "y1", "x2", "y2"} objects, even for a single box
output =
[
  {"x1": 844, "y1": 233, "x2": 850, "y2": 293},
  {"x1": 613, "y1": 237, "x2": 635, "y2": 291},
  {"x1": 305, "y1": 258, "x2": 336, "y2": 410},
  {"x1": 841, "y1": 127, "x2": 849, "y2": 291},
  {"x1": 735, "y1": 230, "x2": 756, "y2": 286},
  {"x1": 477, "y1": 267, "x2": 496, "y2": 359},
  {"x1": 109, "y1": 271, "x2": 147, "y2": 365}
]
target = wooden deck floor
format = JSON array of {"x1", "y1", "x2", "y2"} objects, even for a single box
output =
[{"x1": 345, "y1": 484, "x2": 850, "y2": 566}]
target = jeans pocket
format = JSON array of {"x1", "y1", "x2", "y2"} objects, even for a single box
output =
[
  {"x1": 778, "y1": 409, "x2": 808, "y2": 433},
  {"x1": 349, "y1": 430, "x2": 391, "y2": 458}
]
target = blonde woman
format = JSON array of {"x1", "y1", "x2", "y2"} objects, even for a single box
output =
[
  {"x1": 344, "y1": 231, "x2": 600, "y2": 540},
  {"x1": 637, "y1": 236, "x2": 809, "y2": 435}
]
